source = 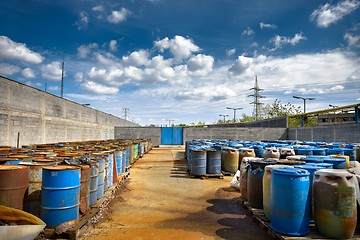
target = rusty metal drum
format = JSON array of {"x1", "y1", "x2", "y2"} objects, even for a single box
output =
[
  {"x1": 0, "y1": 165, "x2": 29, "y2": 210},
  {"x1": 80, "y1": 165, "x2": 91, "y2": 214}
]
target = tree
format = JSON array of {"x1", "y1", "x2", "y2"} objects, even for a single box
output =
[{"x1": 263, "y1": 99, "x2": 301, "y2": 118}]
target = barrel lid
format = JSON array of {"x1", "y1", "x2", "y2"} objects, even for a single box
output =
[
  {"x1": 0, "y1": 165, "x2": 29, "y2": 170},
  {"x1": 323, "y1": 158, "x2": 346, "y2": 162},
  {"x1": 19, "y1": 162, "x2": 56, "y2": 167},
  {"x1": 271, "y1": 167, "x2": 309, "y2": 176},
  {"x1": 264, "y1": 164, "x2": 294, "y2": 171},
  {"x1": 315, "y1": 169, "x2": 353, "y2": 177},
  {"x1": 286, "y1": 155, "x2": 307, "y2": 160},
  {"x1": 80, "y1": 164, "x2": 91, "y2": 170},
  {"x1": 42, "y1": 165, "x2": 80, "y2": 170},
  {"x1": 295, "y1": 164, "x2": 325, "y2": 170}
]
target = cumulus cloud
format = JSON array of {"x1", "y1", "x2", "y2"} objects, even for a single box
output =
[
  {"x1": 242, "y1": 27, "x2": 255, "y2": 36},
  {"x1": 344, "y1": 33, "x2": 360, "y2": 48},
  {"x1": 122, "y1": 50, "x2": 150, "y2": 66},
  {"x1": 0, "y1": 36, "x2": 44, "y2": 64},
  {"x1": 109, "y1": 40, "x2": 118, "y2": 51},
  {"x1": 270, "y1": 33, "x2": 307, "y2": 50},
  {"x1": 154, "y1": 35, "x2": 200, "y2": 62},
  {"x1": 41, "y1": 61, "x2": 63, "y2": 81},
  {"x1": 260, "y1": 22, "x2": 278, "y2": 29},
  {"x1": 310, "y1": 0, "x2": 360, "y2": 28},
  {"x1": 75, "y1": 11, "x2": 89, "y2": 30},
  {"x1": 0, "y1": 63, "x2": 20, "y2": 75},
  {"x1": 74, "y1": 72, "x2": 84, "y2": 82},
  {"x1": 21, "y1": 67, "x2": 35, "y2": 78},
  {"x1": 77, "y1": 43, "x2": 98, "y2": 58},
  {"x1": 107, "y1": 8, "x2": 130, "y2": 24},
  {"x1": 80, "y1": 81, "x2": 119, "y2": 94},
  {"x1": 228, "y1": 56, "x2": 254, "y2": 75},
  {"x1": 187, "y1": 54, "x2": 214, "y2": 76}
]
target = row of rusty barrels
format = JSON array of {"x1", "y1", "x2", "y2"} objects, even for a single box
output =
[{"x1": 0, "y1": 139, "x2": 152, "y2": 228}]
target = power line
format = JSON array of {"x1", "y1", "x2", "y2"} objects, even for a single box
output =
[{"x1": 61, "y1": 59, "x2": 64, "y2": 98}]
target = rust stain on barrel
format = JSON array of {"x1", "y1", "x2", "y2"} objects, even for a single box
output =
[{"x1": 0, "y1": 165, "x2": 29, "y2": 210}]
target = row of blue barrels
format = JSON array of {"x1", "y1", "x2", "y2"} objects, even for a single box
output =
[
  {"x1": 243, "y1": 157, "x2": 358, "y2": 238},
  {"x1": 186, "y1": 139, "x2": 359, "y2": 164}
]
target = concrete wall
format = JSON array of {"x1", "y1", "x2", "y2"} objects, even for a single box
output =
[
  {"x1": 115, "y1": 126, "x2": 288, "y2": 146},
  {"x1": 0, "y1": 76, "x2": 138, "y2": 147},
  {"x1": 115, "y1": 127, "x2": 162, "y2": 146},
  {"x1": 184, "y1": 127, "x2": 288, "y2": 142},
  {"x1": 288, "y1": 123, "x2": 360, "y2": 143},
  {"x1": 209, "y1": 117, "x2": 288, "y2": 128}
]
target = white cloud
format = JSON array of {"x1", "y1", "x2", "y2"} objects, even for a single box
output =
[
  {"x1": 344, "y1": 33, "x2": 360, "y2": 48},
  {"x1": 75, "y1": 11, "x2": 89, "y2": 30},
  {"x1": 77, "y1": 43, "x2": 98, "y2": 58},
  {"x1": 260, "y1": 22, "x2": 277, "y2": 29},
  {"x1": 270, "y1": 33, "x2": 307, "y2": 50},
  {"x1": 242, "y1": 27, "x2": 255, "y2": 36},
  {"x1": 154, "y1": 35, "x2": 200, "y2": 62},
  {"x1": 187, "y1": 54, "x2": 214, "y2": 76},
  {"x1": 329, "y1": 85, "x2": 345, "y2": 91},
  {"x1": 122, "y1": 50, "x2": 150, "y2": 66},
  {"x1": 21, "y1": 67, "x2": 35, "y2": 78},
  {"x1": 228, "y1": 55, "x2": 254, "y2": 75},
  {"x1": 0, "y1": 63, "x2": 20, "y2": 75},
  {"x1": 109, "y1": 40, "x2": 118, "y2": 51},
  {"x1": 92, "y1": 4, "x2": 104, "y2": 12},
  {"x1": 226, "y1": 48, "x2": 236, "y2": 57},
  {"x1": 49, "y1": 86, "x2": 60, "y2": 91},
  {"x1": 80, "y1": 81, "x2": 119, "y2": 94},
  {"x1": 87, "y1": 67, "x2": 123, "y2": 87},
  {"x1": 41, "y1": 61, "x2": 63, "y2": 81},
  {"x1": 107, "y1": 8, "x2": 130, "y2": 24},
  {"x1": 0, "y1": 36, "x2": 44, "y2": 64},
  {"x1": 74, "y1": 72, "x2": 84, "y2": 82},
  {"x1": 310, "y1": 0, "x2": 360, "y2": 28}
]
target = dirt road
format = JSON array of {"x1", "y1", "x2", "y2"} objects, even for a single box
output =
[{"x1": 79, "y1": 146, "x2": 268, "y2": 240}]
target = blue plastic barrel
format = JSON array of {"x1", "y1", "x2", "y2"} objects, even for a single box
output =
[
  {"x1": 253, "y1": 145, "x2": 265, "y2": 158},
  {"x1": 270, "y1": 168, "x2": 310, "y2": 236},
  {"x1": 312, "y1": 148, "x2": 326, "y2": 156},
  {"x1": 190, "y1": 149, "x2": 207, "y2": 176},
  {"x1": 343, "y1": 148, "x2": 357, "y2": 161},
  {"x1": 328, "y1": 148, "x2": 344, "y2": 155},
  {"x1": 122, "y1": 149, "x2": 126, "y2": 173},
  {"x1": 97, "y1": 158, "x2": 105, "y2": 199},
  {"x1": 41, "y1": 166, "x2": 80, "y2": 227},
  {"x1": 296, "y1": 148, "x2": 313, "y2": 156},
  {"x1": 206, "y1": 149, "x2": 221, "y2": 174},
  {"x1": 90, "y1": 161, "x2": 99, "y2": 206},
  {"x1": 323, "y1": 158, "x2": 346, "y2": 169},
  {"x1": 302, "y1": 156, "x2": 324, "y2": 164}
]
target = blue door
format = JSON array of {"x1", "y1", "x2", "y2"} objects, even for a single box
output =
[{"x1": 161, "y1": 127, "x2": 183, "y2": 145}]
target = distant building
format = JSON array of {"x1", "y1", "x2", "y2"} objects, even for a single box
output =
[{"x1": 318, "y1": 112, "x2": 356, "y2": 125}]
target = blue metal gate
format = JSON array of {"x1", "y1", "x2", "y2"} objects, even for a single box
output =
[{"x1": 161, "y1": 127, "x2": 183, "y2": 145}]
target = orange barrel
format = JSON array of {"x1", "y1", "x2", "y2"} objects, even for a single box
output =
[
  {"x1": 20, "y1": 162, "x2": 55, "y2": 216},
  {"x1": 313, "y1": 169, "x2": 357, "y2": 239},
  {"x1": 0, "y1": 165, "x2": 29, "y2": 210},
  {"x1": 80, "y1": 165, "x2": 91, "y2": 214}
]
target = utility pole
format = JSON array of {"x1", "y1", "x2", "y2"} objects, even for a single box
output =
[
  {"x1": 60, "y1": 59, "x2": 64, "y2": 98},
  {"x1": 219, "y1": 114, "x2": 229, "y2": 122},
  {"x1": 123, "y1": 108, "x2": 129, "y2": 120},
  {"x1": 226, "y1": 107, "x2": 242, "y2": 122},
  {"x1": 249, "y1": 75, "x2": 265, "y2": 121}
]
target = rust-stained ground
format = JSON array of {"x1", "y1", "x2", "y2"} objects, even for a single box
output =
[{"x1": 79, "y1": 146, "x2": 268, "y2": 240}]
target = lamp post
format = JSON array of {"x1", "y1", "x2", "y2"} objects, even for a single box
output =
[
  {"x1": 226, "y1": 107, "x2": 243, "y2": 122},
  {"x1": 219, "y1": 114, "x2": 229, "y2": 122},
  {"x1": 293, "y1": 96, "x2": 315, "y2": 113},
  {"x1": 165, "y1": 119, "x2": 174, "y2": 127}
]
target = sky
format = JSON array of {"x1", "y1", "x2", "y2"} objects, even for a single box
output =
[{"x1": 0, "y1": 0, "x2": 359, "y2": 126}]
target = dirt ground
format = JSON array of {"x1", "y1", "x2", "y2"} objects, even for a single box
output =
[{"x1": 79, "y1": 146, "x2": 268, "y2": 240}]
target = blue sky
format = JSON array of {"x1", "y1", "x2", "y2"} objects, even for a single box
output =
[{"x1": 0, "y1": 0, "x2": 359, "y2": 126}]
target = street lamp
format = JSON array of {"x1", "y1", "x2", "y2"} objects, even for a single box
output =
[
  {"x1": 226, "y1": 107, "x2": 243, "y2": 122},
  {"x1": 293, "y1": 96, "x2": 315, "y2": 113},
  {"x1": 165, "y1": 119, "x2": 174, "y2": 127},
  {"x1": 219, "y1": 114, "x2": 229, "y2": 122}
]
